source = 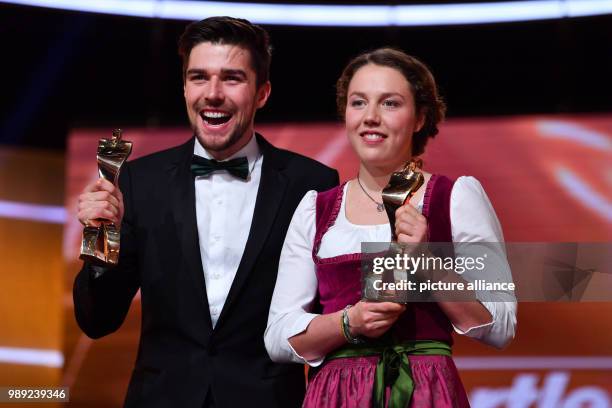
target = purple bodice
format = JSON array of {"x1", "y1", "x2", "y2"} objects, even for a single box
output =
[{"x1": 312, "y1": 175, "x2": 455, "y2": 344}]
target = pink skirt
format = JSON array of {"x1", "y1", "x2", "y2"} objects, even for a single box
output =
[{"x1": 303, "y1": 355, "x2": 470, "y2": 408}]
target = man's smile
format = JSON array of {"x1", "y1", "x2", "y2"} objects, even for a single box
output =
[{"x1": 200, "y1": 109, "x2": 232, "y2": 126}]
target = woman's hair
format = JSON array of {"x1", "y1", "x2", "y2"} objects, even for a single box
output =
[{"x1": 336, "y1": 47, "x2": 446, "y2": 156}]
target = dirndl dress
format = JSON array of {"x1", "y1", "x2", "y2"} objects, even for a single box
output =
[{"x1": 303, "y1": 175, "x2": 470, "y2": 408}]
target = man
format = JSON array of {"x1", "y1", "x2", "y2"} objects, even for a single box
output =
[{"x1": 74, "y1": 16, "x2": 338, "y2": 408}]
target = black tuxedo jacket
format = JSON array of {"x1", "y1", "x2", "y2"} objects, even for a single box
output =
[{"x1": 73, "y1": 134, "x2": 339, "y2": 408}]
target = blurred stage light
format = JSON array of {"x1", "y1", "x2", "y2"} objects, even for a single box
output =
[
  {"x1": 0, "y1": 347, "x2": 64, "y2": 368},
  {"x1": 1, "y1": 0, "x2": 612, "y2": 26},
  {"x1": 538, "y1": 120, "x2": 612, "y2": 151},
  {"x1": 0, "y1": 200, "x2": 67, "y2": 224},
  {"x1": 555, "y1": 167, "x2": 612, "y2": 223}
]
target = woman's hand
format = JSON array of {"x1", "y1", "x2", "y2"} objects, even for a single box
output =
[
  {"x1": 395, "y1": 203, "x2": 428, "y2": 243},
  {"x1": 347, "y1": 301, "x2": 406, "y2": 338}
]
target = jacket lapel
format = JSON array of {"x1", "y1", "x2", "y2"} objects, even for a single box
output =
[
  {"x1": 166, "y1": 137, "x2": 213, "y2": 334},
  {"x1": 216, "y1": 134, "x2": 288, "y2": 328}
]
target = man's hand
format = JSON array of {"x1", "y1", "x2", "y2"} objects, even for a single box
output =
[{"x1": 77, "y1": 178, "x2": 124, "y2": 227}]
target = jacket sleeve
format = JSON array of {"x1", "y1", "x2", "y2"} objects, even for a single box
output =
[
  {"x1": 319, "y1": 166, "x2": 340, "y2": 192},
  {"x1": 73, "y1": 163, "x2": 141, "y2": 339}
]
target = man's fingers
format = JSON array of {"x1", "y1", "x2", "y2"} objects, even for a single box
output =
[
  {"x1": 116, "y1": 187, "x2": 124, "y2": 203},
  {"x1": 95, "y1": 178, "x2": 116, "y2": 193},
  {"x1": 80, "y1": 200, "x2": 119, "y2": 215},
  {"x1": 83, "y1": 178, "x2": 109, "y2": 191},
  {"x1": 83, "y1": 207, "x2": 116, "y2": 222},
  {"x1": 77, "y1": 179, "x2": 124, "y2": 230},
  {"x1": 82, "y1": 180, "x2": 101, "y2": 193},
  {"x1": 78, "y1": 208, "x2": 119, "y2": 226},
  {"x1": 82, "y1": 178, "x2": 119, "y2": 194},
  {"x1": 80, "y1": 190, "x2": 121, "y2": 208}
]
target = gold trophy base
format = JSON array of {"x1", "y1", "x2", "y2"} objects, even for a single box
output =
[{"x1": 79, "y1": 224, "x2": 120, "y2": 266}]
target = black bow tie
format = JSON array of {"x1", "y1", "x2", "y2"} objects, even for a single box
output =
[{"x1": 191, "y1": 155, "x2": 249, "y2": 180}]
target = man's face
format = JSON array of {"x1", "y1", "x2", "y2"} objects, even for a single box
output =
[{"x1": 184, "y1": 42, "x2": 271, "y2": 160}]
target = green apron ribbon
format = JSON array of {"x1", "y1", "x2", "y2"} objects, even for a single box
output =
[{"x1": 325, "y1": 340, "x2": 451, "y2": 408}]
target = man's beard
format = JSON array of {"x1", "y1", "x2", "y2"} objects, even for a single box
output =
[{"x1": 195, "y1": 126, "x2": 242, "y2": 152}]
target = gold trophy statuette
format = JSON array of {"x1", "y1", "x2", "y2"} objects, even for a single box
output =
[
  {"x1": 79, "y1": 129, "x2": 132, "y2": 266},
  {"x1": 381, "y1": 159, "x2": 425, "y2": 240},
  {"x1": 364, "y1": 160, "x2": 424, "y2": 302}
]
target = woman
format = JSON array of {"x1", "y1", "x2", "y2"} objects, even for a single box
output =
[{"x1": 265, "y1": 48, "x2": 516, "y2": 408}]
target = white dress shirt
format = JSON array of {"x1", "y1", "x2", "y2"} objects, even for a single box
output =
[
  {"x1": 194, "y1": 135, "x2": 262, "y2": 328},
  {"x1": 265, "y1": 176, "x2": 517, "y2": 366}
]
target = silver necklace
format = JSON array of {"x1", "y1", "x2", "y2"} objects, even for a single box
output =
[{"x1": 357, "y1": 177, "x2": 385, "y2": 213}]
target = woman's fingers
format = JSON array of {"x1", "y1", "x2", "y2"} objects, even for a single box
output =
[
  {"x1": 395, "y1": 203, "x2": 427, "y2": 242},
  {"x1": 365, "y1": 301, "x2": 406, "y2": 314},
  {"x1": 349, "y1": 301, "x2": 408, "y2": 338}
]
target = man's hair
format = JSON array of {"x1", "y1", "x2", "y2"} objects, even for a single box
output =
[
  {"x1": 178, "y1": 16, "x2": 272, "y2": 87},
  {"x1": 336, "y1": 47, "x2": 446, "y2": 156}
]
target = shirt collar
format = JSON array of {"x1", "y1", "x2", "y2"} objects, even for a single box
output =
[{"x1": 193, "y1": 133, "x2": 260, "y2": 167}]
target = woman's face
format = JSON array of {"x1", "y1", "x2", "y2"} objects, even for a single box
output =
[{"x1": 345, "y1": 63, "x2": 424, "y2": 171}]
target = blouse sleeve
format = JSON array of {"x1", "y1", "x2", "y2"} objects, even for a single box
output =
[
  {"x1": 265, "y1": 190, "x2": 325, "y2": 366},
  {"x1": 450, "y1": 176, "x2": 517, "y2": 349}
]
